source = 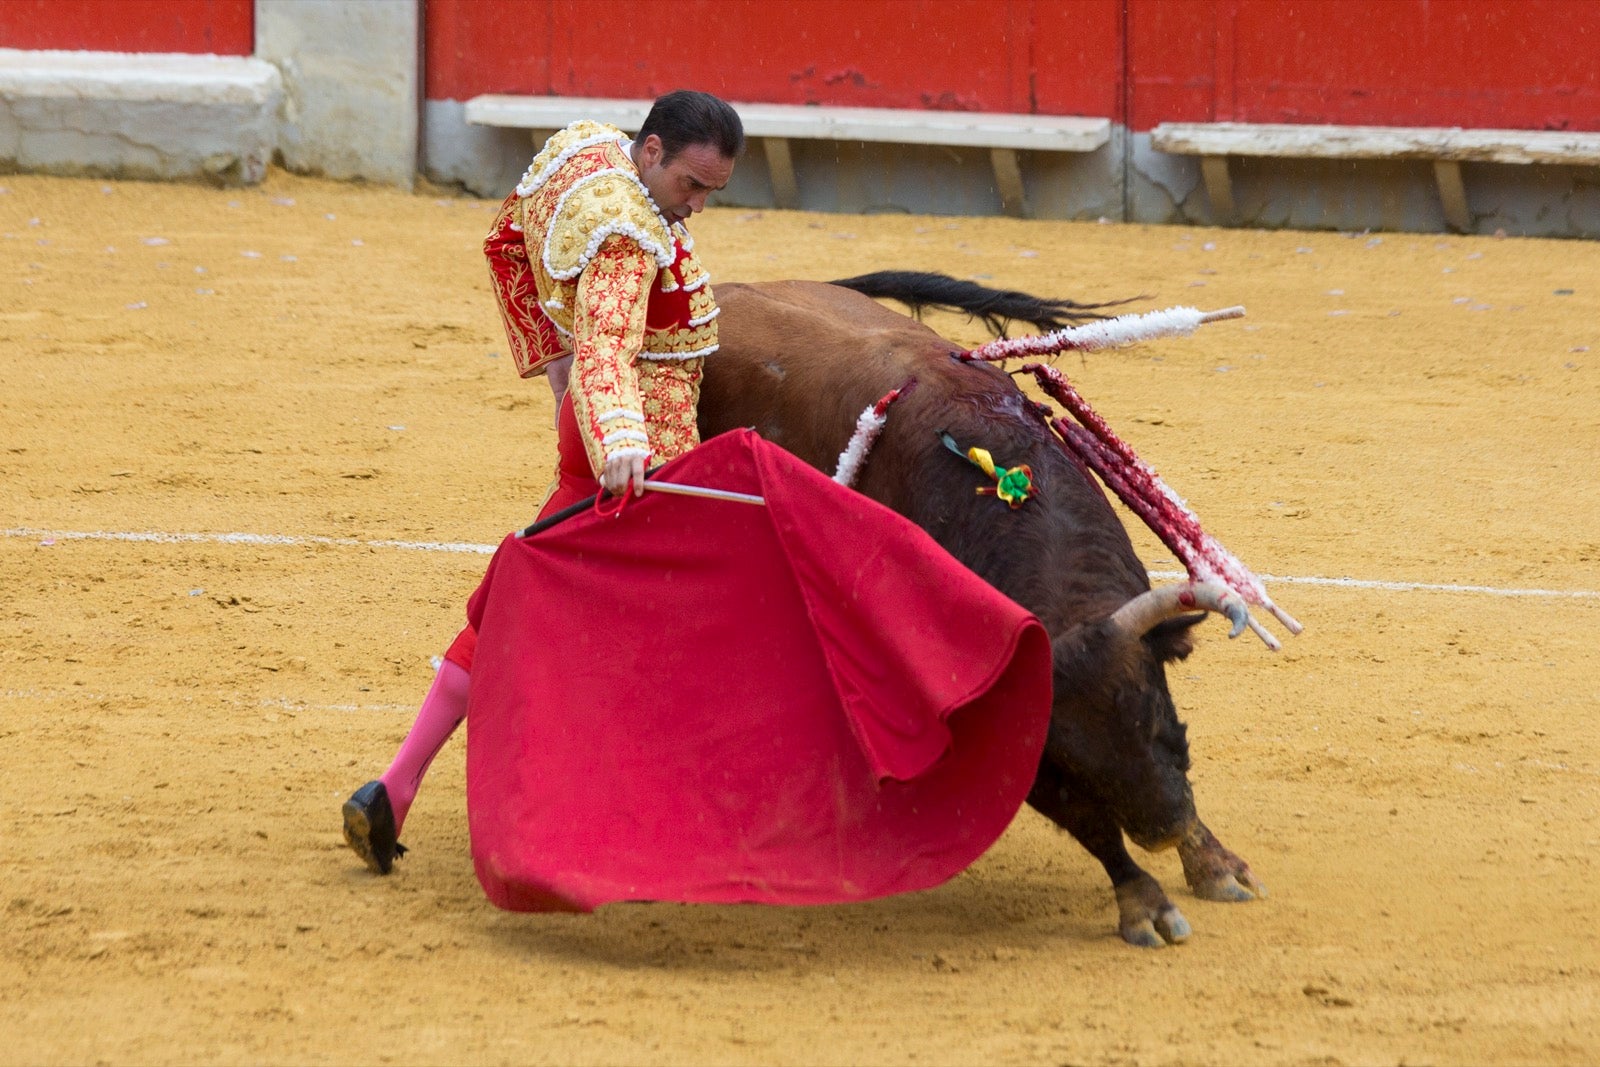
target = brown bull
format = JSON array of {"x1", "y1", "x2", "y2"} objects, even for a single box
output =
[{"x1": 697, "y1": 273, "x2": 1266, "y2": 947}]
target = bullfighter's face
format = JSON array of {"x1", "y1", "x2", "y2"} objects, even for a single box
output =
[{"x1": 633, "y1": 134, "x2": 735, "y2": 226}]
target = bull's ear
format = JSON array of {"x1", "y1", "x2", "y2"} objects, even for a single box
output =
[{"x1": 1143, "y1": 613, "x2": 1205, "y2": 662}]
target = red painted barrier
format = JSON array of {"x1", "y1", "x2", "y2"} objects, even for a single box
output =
[
  {"x1": 422, "y1": 0, "x2": 1600, "y2": 132},
  {"x1": 0, "y1": 0, "x2": 252, "y2": 54},
  {"x1": 1128, "y1": 0, "x2": 1600, "y2": 131},
  {"x1": 423, "y1": 0, "x2": 1121, "y2": 120},
  {"x1": 6, "y1": 0, "x2": 1598, "y2": 134},
  {"x1": 424, "y1": 0, "x2": 1600, "y2": 133}
]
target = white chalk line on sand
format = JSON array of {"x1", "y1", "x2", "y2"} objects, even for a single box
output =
[
  {"x1": 1, "y1": 686, "x2": 413, "y2": 714},
  {"x1": 5, "y1": 525, "x2": 1599, "y2": 601},
  {"x1": 3, "y1": 526, "x2": 495, "y2": 556},
  {"x1": 1146, "y1": 569, "x2": 1600, "y2": 600}
]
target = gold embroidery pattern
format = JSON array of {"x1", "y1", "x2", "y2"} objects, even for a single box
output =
[
  {"x1": 486, "y1": 121, "x2": 716, "y2": 468},
  {"x1": 484, "y1": 195, "x2": 571, "y2": 377},
  {"x1": 639, "y1": 360, "x2": 702, "y2": 461},
  {"x1": 516, "y1": 121, "x2": 627, "y2": 198},
  {"x1": 544, "y1": 170, "x2": 672, "y2": 280},
  {"x1": 518, "y1": 135, "x2": 718, "y2": 361},
  {"x1": 522, "y1": 138, "x2": 669, "y2": 342},
  {"x1": 647, "y1": 235, "x2": 719, "y2": 358},
  {"x1": 569, "y1": 238, "x2": 656, "y2": 474}
]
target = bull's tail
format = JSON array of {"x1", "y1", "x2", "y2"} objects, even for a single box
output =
[{"x1": 828, "y1": 270, "x2": 1135, "y2": 337}]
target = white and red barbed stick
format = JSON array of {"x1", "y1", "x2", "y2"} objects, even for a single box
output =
[
  {"x1": 834, "y1": 381, "x2": 915, "y2": 487},
  {"x1": 1024, "y1": 360, "x2": 1302, "y2": 650},
  {"x1": 1053, "y1": 419, "x2": 1289, "y2": 648},
  {"x1": 961, "y1": 305, "x2": 1245, "y2": 363}
]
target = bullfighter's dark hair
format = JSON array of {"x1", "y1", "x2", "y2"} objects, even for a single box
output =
[{"x1": 640, "y1": 90, "x2": 745, "y2": 162}]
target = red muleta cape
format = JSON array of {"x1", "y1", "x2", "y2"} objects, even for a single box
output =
[{"x1": 464, "y1": 429, "x2": 1053, "y2": 911}]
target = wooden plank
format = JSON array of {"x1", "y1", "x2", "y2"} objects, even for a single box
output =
[
  {"x1": 1152, "y1": 122, "x2": 1600, "y2": 166},
  {"x1": 1433, "y1": 159, "x2": 1472, "y2": 232},
  {"x1": 1200, "y1": 155, "x2": 1235, "y2": 224},
  {"x1": 763, "y1": 137, "x2": 798, "y2": 210},
  {"x1": 990, "y1": 147, "x2": 1029, "y2": 217},
  {"x1": 465, "y1": 95, "x2": 1111, "y2": 153}
]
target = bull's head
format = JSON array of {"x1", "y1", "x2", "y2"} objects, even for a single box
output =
[{"x1": 1044, "y1": 582, "x2": 1243, "y2": 852}]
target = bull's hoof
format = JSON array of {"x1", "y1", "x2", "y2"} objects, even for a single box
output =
[
  {"x1": 1115, "y1": 876, "x2": 1191, "y2": 947},
  {"x1": 1179, "y1": 821, "x2": 1267, "y2": 902},
  {"x1": 1190, "y1": 870, "x2": 1267, "y2": 902},
  {"x1": 1120, "y1": 905, "x2": 1192, "y2": 948}
]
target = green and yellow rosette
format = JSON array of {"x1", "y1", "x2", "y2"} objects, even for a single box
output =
[{"x1": 940, "y1": 431, "x2": 1034, "y2": 509}]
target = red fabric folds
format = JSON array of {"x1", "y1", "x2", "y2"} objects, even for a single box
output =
[{"x1": 464, "y1": 429, "x2": 1052, "y2": 912}]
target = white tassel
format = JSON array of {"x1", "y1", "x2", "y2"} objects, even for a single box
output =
[
  {"x1": 833, "y1": 406, "x2": 888, "y2": 487},
  {"x1": 964, "y1": 305, "x2": 1244, "y2": 362},
  {"x1": 832, "y1": 383, "x2": 914, "y2": 487}
]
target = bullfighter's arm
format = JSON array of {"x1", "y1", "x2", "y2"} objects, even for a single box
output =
[{"x1": 568, "y1": 234, "x2": 657, "y2": 479}]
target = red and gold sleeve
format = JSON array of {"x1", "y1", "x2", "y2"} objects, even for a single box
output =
[{"x1": 568, "y1": 235, "x2": 658, "y2": 475}]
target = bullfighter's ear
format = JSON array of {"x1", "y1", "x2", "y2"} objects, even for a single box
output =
[{"x1": 1143, "y1": 613, "x2": 1205, "y2": 663}]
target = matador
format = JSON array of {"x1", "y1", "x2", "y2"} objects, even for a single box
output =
[{"x1": 342, "y1": 93, "x2": 744, "y2": 874}]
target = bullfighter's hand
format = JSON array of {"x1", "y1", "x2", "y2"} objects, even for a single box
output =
[{"x1": 601, "y1": 452, "x2": 647, "y2": 497}]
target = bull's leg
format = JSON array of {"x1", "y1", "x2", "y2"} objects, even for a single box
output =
[
  {"x1": 1178, "y1": 818, "x2": 1268, "y2": 902},
  {"x1": 1027, "y1": 766, "x2": 1191, "y2": 948}
]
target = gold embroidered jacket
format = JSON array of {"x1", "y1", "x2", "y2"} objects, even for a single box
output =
[{"x1": 483, "y1": 121, "x2": 718, "y2": 473}]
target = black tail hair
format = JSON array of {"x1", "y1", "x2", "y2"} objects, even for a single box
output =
[{"x1": 829, "y1": 270, "x2": 1135, "y2": 337}]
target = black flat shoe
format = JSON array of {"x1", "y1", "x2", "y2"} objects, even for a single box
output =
[{"x1": 342, "y1": 780, "x2": 407, "y2": 875}]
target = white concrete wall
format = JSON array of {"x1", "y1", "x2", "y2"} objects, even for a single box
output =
[
  {"x1": 422, "y1": 98, "x2": 530, "y2": 197},
  {"x1": 255, "y1": 0, "x2": 421, "y2": 189}
]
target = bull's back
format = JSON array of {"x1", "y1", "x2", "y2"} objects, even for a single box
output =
[
  {"x1": 718, "y1": 279, "x2": 937, "y2": 340},
  {"x1": 705, "y1": 281, "x2": 983, "y2": 468},
  {"x1": 701, "y1": 281, "x2": 1150, "y2": 624}
]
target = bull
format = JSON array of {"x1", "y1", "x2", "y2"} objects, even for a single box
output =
[{"x1": 696, "y1": 272, "x2": 1268, "y2": 947}]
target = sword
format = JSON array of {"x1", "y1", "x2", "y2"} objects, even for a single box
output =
[
  {"x1": 518, "y1": 478, "x2": 765, "y2": 538},
  {"x1": 639, "y1": 481, "x2": 766, "y2": 506}
]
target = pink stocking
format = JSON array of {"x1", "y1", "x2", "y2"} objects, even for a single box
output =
[{"x1": 379, "y1": 658, "x2": 471, "y2": 833}]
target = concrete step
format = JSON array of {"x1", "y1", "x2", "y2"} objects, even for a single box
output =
[{"x1": 0, "y1": 48, "x2": 282, "y2": 184}]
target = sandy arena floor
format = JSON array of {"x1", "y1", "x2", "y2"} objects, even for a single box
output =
[{"x1": 2, "y1": 170, "x2": 1598, "y2": 1066}]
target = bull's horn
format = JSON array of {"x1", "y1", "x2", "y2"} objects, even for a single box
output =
[{"x1": 1110, "y1": 581, "x2": 1251, "y2": 641}]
